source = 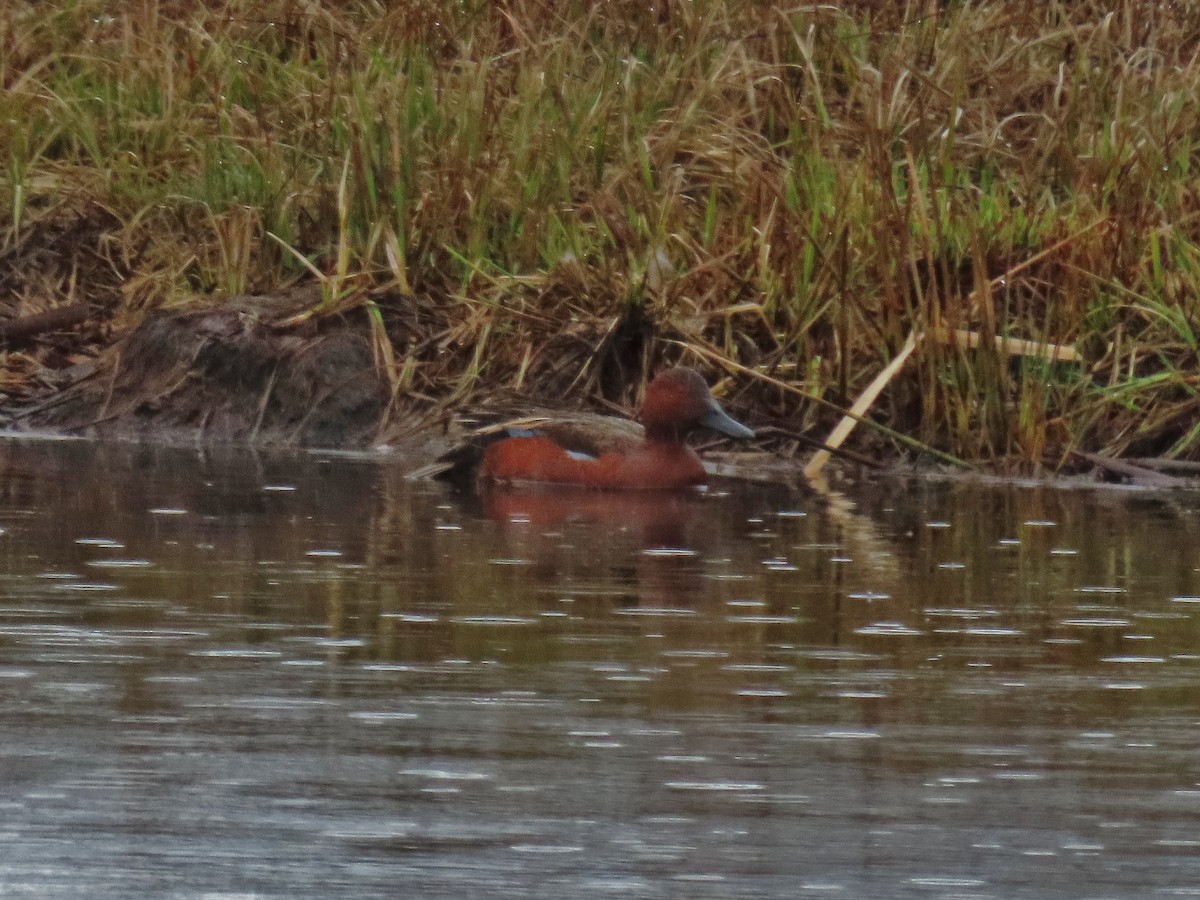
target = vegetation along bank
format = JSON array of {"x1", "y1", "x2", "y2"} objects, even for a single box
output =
[{"x1": 3, "y1": 2, "x2": 1200, "y2": 482}]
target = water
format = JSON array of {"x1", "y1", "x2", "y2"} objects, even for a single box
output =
[{"x1": 0, "y1": 439, "x2": 1198, "y2": 898}]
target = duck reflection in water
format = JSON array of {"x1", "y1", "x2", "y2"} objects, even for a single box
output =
[
  {"x1": 481, "y1": 485, "x2": 698, "y2": 548},
  {"x1": 480, "y1": 485, "x2": 710, "y2": 609}
]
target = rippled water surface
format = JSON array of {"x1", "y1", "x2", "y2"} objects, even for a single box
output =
[{"x1": 1, "y1": 439, "x2": 1200, "y2": 898}]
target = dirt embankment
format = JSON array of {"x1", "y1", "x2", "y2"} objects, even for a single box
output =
[
  {"x1": 24, "y1": 293, "x2": 392, "y2": 447},
  {"x1": 0, "y1": 205, "x2": 386, "y2": 447}
]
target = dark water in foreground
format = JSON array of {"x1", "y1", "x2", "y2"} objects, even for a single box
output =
[{"x1": 0, "y1": 439, "x2": 1198, "y2": 898}]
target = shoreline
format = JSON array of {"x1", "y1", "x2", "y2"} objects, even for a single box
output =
[{"x1": 4, "y1": 5, "x2": 1200, "y2": 476}]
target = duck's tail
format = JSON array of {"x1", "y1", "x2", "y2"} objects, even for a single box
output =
[{"x1": 404, "y1": 414, "x2": 556, "y2": 484}]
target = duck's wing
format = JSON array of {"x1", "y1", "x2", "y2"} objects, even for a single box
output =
[{"x1": 527, "y1": 414, "x2": 644, "y2": 459}]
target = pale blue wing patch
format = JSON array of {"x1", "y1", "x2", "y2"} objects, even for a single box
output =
[{"x1": 501, "y1": 427, "x2": 595, "y2": 459}]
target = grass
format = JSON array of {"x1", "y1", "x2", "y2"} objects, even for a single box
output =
[{"x1": 4, "y1": 0, "x2": 1200, "y2": 465}]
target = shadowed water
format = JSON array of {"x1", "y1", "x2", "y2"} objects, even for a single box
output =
[{"x1": 0, "y1": 439, "x2": 1198, "y2": 898}]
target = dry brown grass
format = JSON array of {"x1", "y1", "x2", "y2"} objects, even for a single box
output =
[{"x1": 4, "y1": 1, "x2": 1200, "y2": 463}]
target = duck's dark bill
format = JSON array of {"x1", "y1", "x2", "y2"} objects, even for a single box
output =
[{"x1": 699, "y1": 403, "x2": 755, "y2": 440}]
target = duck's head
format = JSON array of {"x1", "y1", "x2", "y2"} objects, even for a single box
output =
[{"x1": 639, "y1": 368, "x2": 755, "y2": 442}]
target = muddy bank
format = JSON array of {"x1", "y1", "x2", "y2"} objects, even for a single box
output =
[
  {"x1": 10, "y1": 292, "x2": 391, "y2": 448},
  {"x1": 4, "y1": 291, "x2": 1199, "y2": 492},
  {"x1": 0, "y1": 204, "x2": 419, "y2": 451}
]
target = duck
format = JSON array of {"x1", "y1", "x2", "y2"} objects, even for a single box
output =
[{"x1": 436, "y1": 367, "x2": 754, "y2": 490}]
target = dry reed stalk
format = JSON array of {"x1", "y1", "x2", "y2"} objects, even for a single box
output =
[{"x1": 804, "y1": 330, "x2": 920, "y2": 478}]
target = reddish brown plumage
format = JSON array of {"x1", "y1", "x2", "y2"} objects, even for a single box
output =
[{"x1": 477, "y1": 368, "x2": 752, "y2": 490}]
